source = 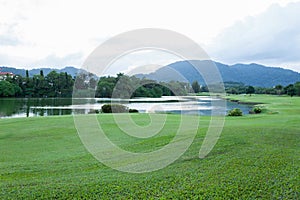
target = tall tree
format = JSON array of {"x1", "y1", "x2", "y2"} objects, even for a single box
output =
[
  {"x1": 285, "y1": 84, "x2": 296, "y2": 97},
  {"x1": 274, "y1": 85, "x2": 283, "y2": 95},
  {"x1": 192, "y1": 81, "x2": 200, "y2": 93},
  {"x1": 246, "y1": 86, "x2": 255, "y2": 96},
  {"x1": 294, "y1": 82, "x2": 300, "y2": 96}
]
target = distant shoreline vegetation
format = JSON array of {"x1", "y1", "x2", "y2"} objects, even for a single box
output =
[
  {"x1": 0, "y1": 71, "x2": 189, "y2": 98},
  {"x1": 0, "y1": 70, "x2": 300, "y2": 98}
]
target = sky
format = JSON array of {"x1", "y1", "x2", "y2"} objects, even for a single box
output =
[{"x1": 0, "y1": 0, "x2": 300, "y2": 73}]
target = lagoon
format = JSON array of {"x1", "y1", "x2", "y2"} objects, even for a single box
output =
[{"x1": 0, "y1": 96, "x2": 252, "y2": 118}]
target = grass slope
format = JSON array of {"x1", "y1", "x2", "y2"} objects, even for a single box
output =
[{"x1": 0, "y1": 95, "x2": 299, "y2": 199}]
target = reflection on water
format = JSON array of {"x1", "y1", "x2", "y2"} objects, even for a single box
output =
[
  {"x1": 0, "y1": 97, "x2": 252, "y2": 118},
  {"x1": 0, "y1": 98, "x2": 73, "y2": 118}
]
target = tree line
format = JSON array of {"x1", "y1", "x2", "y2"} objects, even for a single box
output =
[
  {"x1": 222, "y1": 81, "x2": 300, "y2": 96},
  {"x1": 0, "y1": 71, "x2": 190, "y2": 98},
  {"x1": 75, "y1": 73, "x2": 190, "y2": 98},
  {"x1": 0, "y1": 70, "x2": 73, "y2": 97},
  {"x1": 1, "y1": 70, "x2": 300, "y2": 98},
  {"x1": 191, "y1": 80, "x2": 300, "y2": 97}
]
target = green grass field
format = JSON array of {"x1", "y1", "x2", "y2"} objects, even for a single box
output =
[{"x1": 0, "y1": 95, "x2": 299, "y2": 199}]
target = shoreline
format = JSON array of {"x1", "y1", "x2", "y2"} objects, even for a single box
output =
[{"x1": 222, "y1": 95, "x2": 265, "y2": 106}]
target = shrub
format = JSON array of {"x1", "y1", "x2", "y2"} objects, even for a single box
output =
[
  {"x1": 252, "y1": 107, "x2": 262, "y2": 114},
  {"x1": 101, "y1": 104, "x2": 129, "y2": 113},
  {"x1": 227, "y1": 108, "x2": 243, "y2": 116},
  {"x1": 129, "y1": 109, "x2": 139, "y2": 113}
]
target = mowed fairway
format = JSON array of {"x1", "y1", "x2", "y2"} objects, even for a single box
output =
[{"x1": 0, "y1": 95, "x2": 299, "y2": 199}]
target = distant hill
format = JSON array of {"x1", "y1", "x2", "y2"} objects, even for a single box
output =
[
  {"x1": 0, "y1": 66, "x2": 80, "y2": 77},
  {"x1": 135, "y1": 60, "x2": 300, "y2": 87},
  {"x1": 2, "y1": 61, "x2": 300, "y2": 87}
]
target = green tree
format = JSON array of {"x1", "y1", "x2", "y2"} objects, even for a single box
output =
[
  {"x1": 274, "y1": 85, "x2": 283, "y2": 95},
  {"x1": 134, "y1": 86, "x2": 150, "y2": 97},
  {"x1": 0, "y1": 81, "x2": 16, "y2": 97},
  {"x1": 12, "y1": 75, "x2": 24, "y2": 96},
  {"x1": 113, "y1": 75, "x2": 134, "y2": 98},
  {"x1": 284, "y1": 84, "x2": 296, "y2": 97},
  {"x1": 24, "y1": 74, "x2": 34, "y2": 97},
  {"x1": 58, "y1": 72, "x2": 74, "y2": 97},
  {"x1": 200, "y1": 85, "x2": 208, "y2": 92},
  {"x1": 226, "y1": 87, "x2": 238, "y2": 94},
  {"x1": 294, "y1": 82, "x2": 300, "y2": 96},
  {"x1": 166, "y1": 81, "x2": 188, "y2": 96},
  {"x1": 160, "y1": 83, "x2": 172, "y2": 96},
  {"x1": 45, "y1": 71, "x2": 74, "y2": 97},
  {"x1": 96, "y1": 76, "x2": 116, "y2": 98},
  {"x1": 192, "y1": 81, "x2": 200, "y2": 93},
  {"x1": 74, "y1": 72, "x2": 89, "y2": 90},
  {"x1": 46, "y1": 71, "x2": 59, "y2": 97},
  {"x1": 33, "y1": 74, "x2": 48, "y2": 97},
  {"x1": 246, "y1": 86, "x2": 255, "y2": 96}
]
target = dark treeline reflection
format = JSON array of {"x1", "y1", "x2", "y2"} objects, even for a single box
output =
[{"x1": 0, "y1": 98, "x2": 73, "y2": 118}]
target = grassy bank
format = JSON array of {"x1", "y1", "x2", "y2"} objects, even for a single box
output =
[
  {"x1": 0, "y1": 95, "x2": 299, "y2": 199},
  {"x1": 225, "y1": 94, "x2": 300, "y2": 115}
]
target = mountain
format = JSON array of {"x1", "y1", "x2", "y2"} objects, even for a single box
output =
[
  {"x1": 2, "y1": 61, "x2": 300, "y2": 87},
  {"x1": 135, "y1": 60, "x2": 300, "y2": 87},
  {"x1": 0, "y1": 66, "x2": 80, "y2": 77}
]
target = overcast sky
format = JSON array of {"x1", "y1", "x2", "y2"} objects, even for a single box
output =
[{"x1": 0, "y1": 0, "x2": 300, "y2": 72}]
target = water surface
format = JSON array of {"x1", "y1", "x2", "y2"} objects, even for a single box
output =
[{"x1": 0, "y1": 96, "x2": 252, "y2": 118}]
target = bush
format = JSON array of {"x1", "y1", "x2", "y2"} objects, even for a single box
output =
[
  {"x1": 101, "y1": 104, "x2": 129, "y2": 113},
  {"x1": 129, "y1": 109, "x2": 139, "y2": 113},
  {"x1": 253, "y1": 107, "x2": 262, "y2": 114},
  {"x1": 227, "y1": 108, "x2": 243, "y2": 116}
]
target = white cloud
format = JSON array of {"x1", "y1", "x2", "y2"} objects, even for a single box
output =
[
  {"x1": 0, "y1": 0, "x2": 299, "y2": 71},
  {"x1": 0, "y1": 22, "x2": 22, "y2": 46},
  {"x1": 104, "y1": 50, "x2": 181, "y2": 76},
  {"x1": 0, "y1": 34, "x2": 21, "y2": 46},
  {"x1": 0, "y1": 52, "x2": 83, "y2": 69},
  {"x1": 31, "y1": 52, "x2": 84, "y2": 68},
  {"x1": 208, "y1": 2, "x2": 300, "y2": 71}
]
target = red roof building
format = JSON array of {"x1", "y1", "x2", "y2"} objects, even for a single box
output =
[
  {"x1": 0, "y1": 72, "x2": 14, "y2": 80},
  {"x1": 0, "y1": 72, "x2": 14, "y2": 76}
]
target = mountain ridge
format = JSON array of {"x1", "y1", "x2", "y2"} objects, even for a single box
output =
[
  {"x1": 135, "y1": 60, "x2": 300, "y2": 87},
  {"x1": 1, "y1": 61, "x2": 300, "y2": 87}
]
